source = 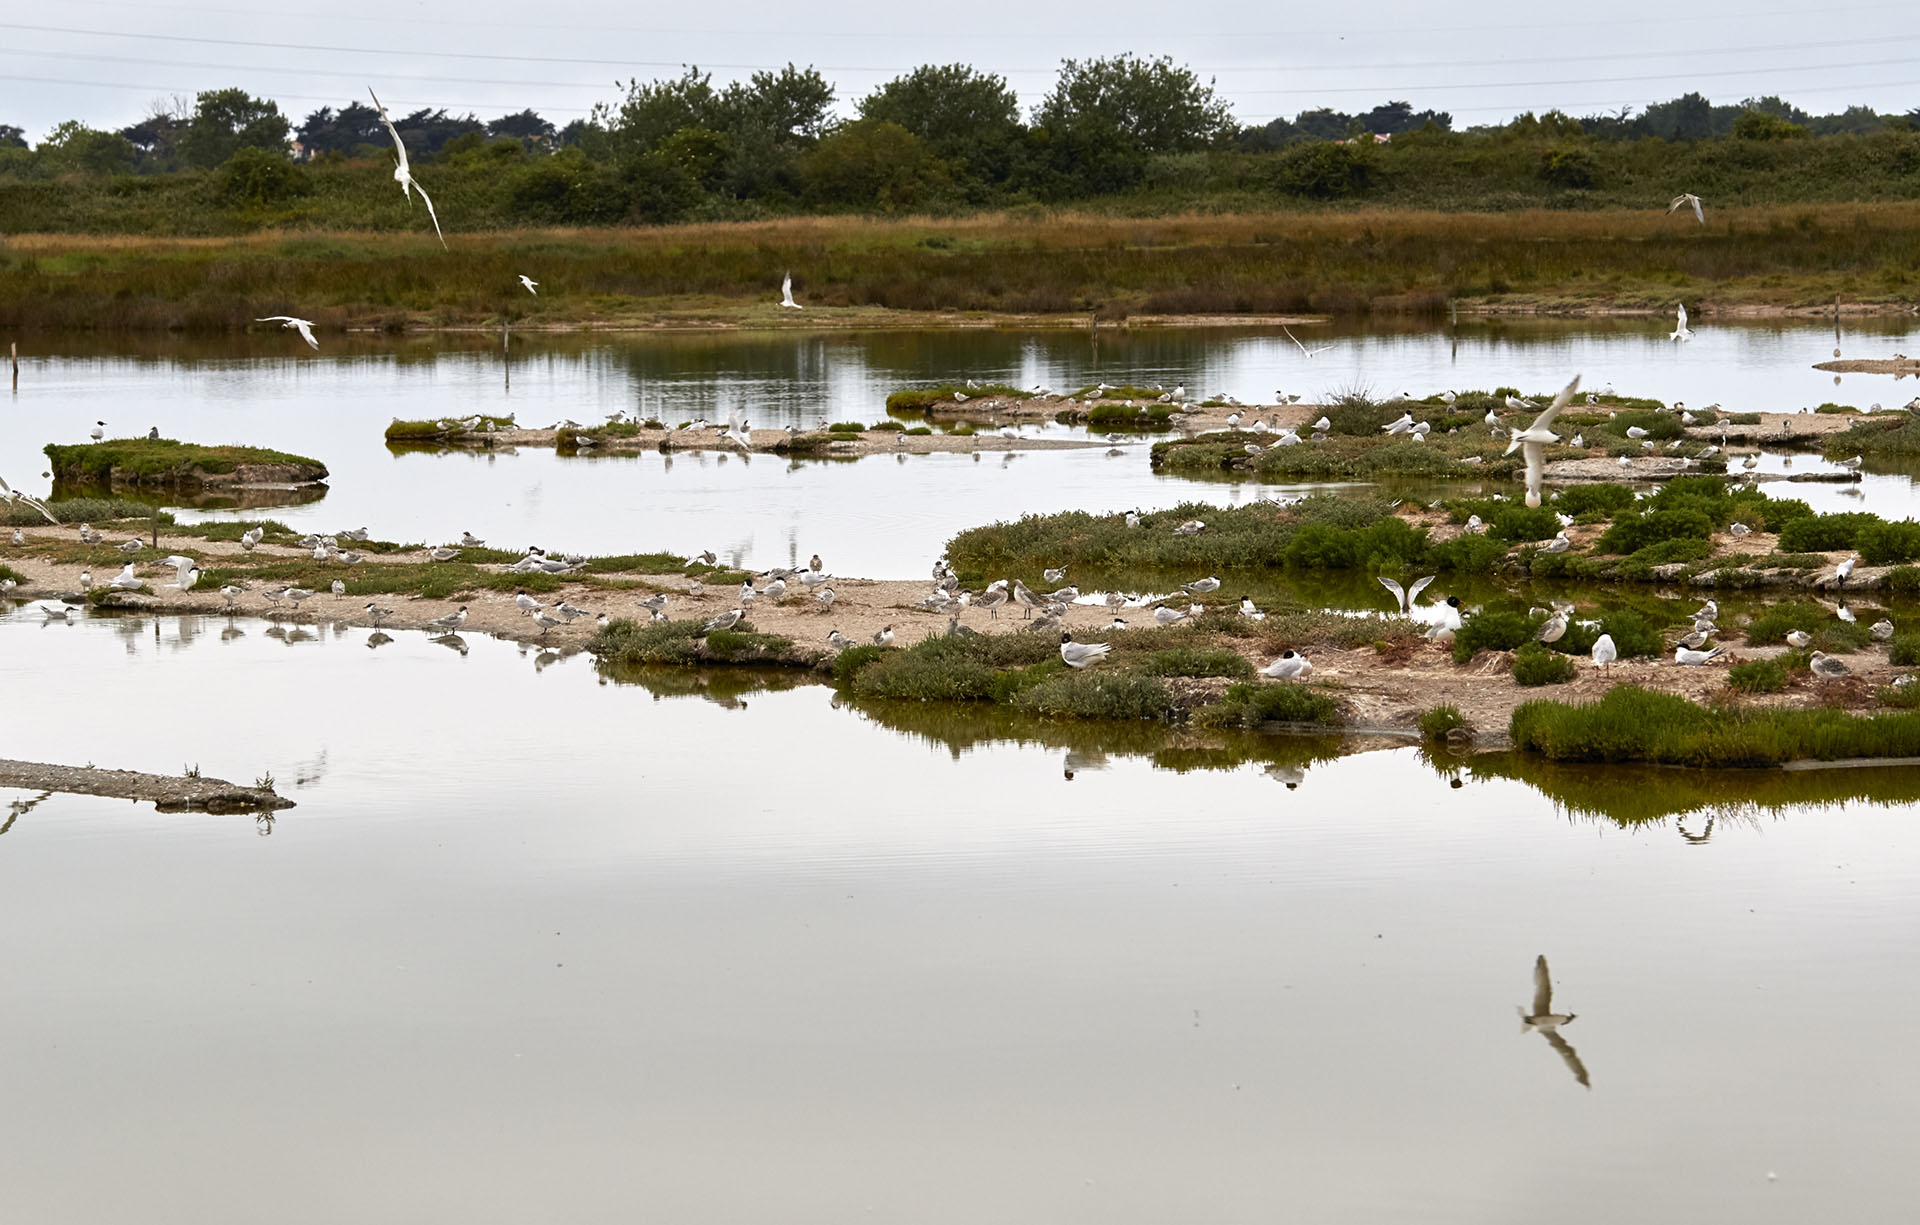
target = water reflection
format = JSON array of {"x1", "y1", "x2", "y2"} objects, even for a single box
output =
[
  {"x1": 1465, "y1": 754, "x2": 1920, "y2": 826},
  {"x1": 1520, "y1": 955, "x2": 1590, "y2": 1090}
]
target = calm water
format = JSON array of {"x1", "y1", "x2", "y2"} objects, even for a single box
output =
[
  {"x1": 3, "y1": 612, "x2": 1919, "y2": 1222},
  {"x1": 4, "y1": 320, "x2": 1917, "y2": 576}
]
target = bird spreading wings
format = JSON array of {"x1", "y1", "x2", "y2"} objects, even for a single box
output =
[
  {"x1": 1505, "y1": 374, "x2": 1581, "y2": 508},
  {"x1": 369, "y1": 88, "x2": 447, "y2": 249},
  {"x1": 1376, "y1": 574, "x2": 1435, "y2": 613},
  {"x1": 1281, "y1": 324, "x2": 1333, "y2": 357},
  {"x1": 256, "y1": 316, "x2": 318, "y2": 350},
  {"x1": 779, "y1": 271, "x2": 801, "y2": 308},
  {"x1": 1668, "y1": 192, "x2": 1705, "y2": 224},
  {"x1": 1520, "y1": 955, "x2": 1590, "y2": 1089}
]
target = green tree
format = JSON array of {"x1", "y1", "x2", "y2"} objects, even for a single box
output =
[
  {"x1": 612, "y1": 68, "x2": 724, "y2": 155},
  {"x1": 1733, "y1": 108, "x2": 1808, "y2": 140},
  {"x1": 178, "y1": 89, "x2": 289, "y2": 169},
  {"x1": 37, "y1": 120, "x2": 136, "y2": 174},
  {"x1": 1034, "y1": 55, "x2": 1234, "y2": 153},
  {"x1": 859, "y1": 64, "x2": 1024, "y2": 181},
  {"x1": 802, "y1": 119, "x2": 949, "y2": 210},
  {"x1": 218, "y1": 145, "x2": 307, "y2": 207},
  {"x1": 0, "y1": 124, "x2": 24, "y2": 149}
]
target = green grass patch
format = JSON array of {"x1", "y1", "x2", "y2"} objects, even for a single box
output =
[
  {"x1": 2, "y1": 496, "x2": 172, "y2": 526},
  {"x1": 1010, "y1": 672, "x2": 1176, "y2": 722},
  {"x1": 384, "y1": 416, "x2": 514, "y2": 440},
  {"x1": 1889, "y1": 635, "x2": 1920, "y2": 667},
  {"x1": 1727, "y1": 656, "x2": 1794, "y2": 693},
  {"x1": 44, "y1": 439, "x2": 324, "y2": 482},
  {"x1": 0, "y1": 563, "x2": 24, "y2": 585},
  {"x1": 886, "y1": 383, "x2": 1027, "y2": 412},
  {"x1": 1744, "y1": 600, "x2": 1873, "y2": 651},
  {"x1": 1142, "y1": 647, "x2": 1255, "y2": 679},
  {"x1": 1418, "y1": 704, "x2": 1467, "y2": 740},
  {"x1": 1511, "y1": 684, "x2": 1920, "y2": 767},
  {"x1": 1195, "y1": 681, "x2": 1340, "y2": 728},
  {"x1": 1512, "y1": 642, "x2": 1577, "y2": 686}
]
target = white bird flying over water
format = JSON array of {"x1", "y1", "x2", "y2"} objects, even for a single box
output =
[
  {"x1": 1504, "y1": 373, "x2": 1581, "y2": 508},
  {"x1": 1670, "y1": 303, "x2": 1693, "y2": 342},
  {"x1": 779, "y1": 271, "x2": 801, "y2": 309},
  {"x1": 257, "y1": 316, "x2": 319, "y2": 350},
  {"x1": 1668, "y1": 192, "x2": 1705, "y2": 224},
  {"x1": 1280, "y1": 324, "x2": 1332, "y2": 357},
  {"x1": 518, "y1": 275, "x2": 538, "y2": 295},
  {"x1": 369, "y1": 88, "x2": 446, "y2": 248}
]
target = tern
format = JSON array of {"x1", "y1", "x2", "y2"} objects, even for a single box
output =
[
  {"x1": 1668, "y1": 192, "x2": 1705, "y2": 224},
  {"x1": 827, "y1": 630, "x2": 855, "y2": 649},
  {"x1": 814, "y1": 585, "x2": 835, "y2": 610},
  {"x1": 1541, "y1": 531, "x2": 1572, "y2": 554},
  {"x1": 779, "y1": 271, "x2": 801, "y2": 309},
  {"x1": 429, "y1": 547, "x2": 461, "y2": 562},
  {"x1": 1172, "y1": 519, "x2": 1206, "y2": 537},
  {"x1": 256, "y1": 316, "x2": 319, "y2": 350},
  {"x1": 1059, "y1": 632, "x2": 1111, "y2": 669},
  {"x1": 219, "y1": 584, "x2": 245, "y2": 609},
  {"x1": 90, "y1": 420, "x2": 106, "y2": 442},
  {"x1": 1378, "y1": 575, "x2": 1436, "y2": 613},
  {"x1": 700, "y1": 609, "x2": 742, "y2": 634},
  {"x1": 107, "y1": 562, "x2": 142, "y2": 589},
  {"x1": 424, "y1": 605, "x2": 468, "y2": 631},
  {"x1": 1674, "y1": 644, "x2": 1723, "y2": 665},
  {"x1": 364, "y1": 602, "x2": 394, "y2": 625},
  {"x1": 369, "y1": 88, "x2": 446, "y2": 248},
  {"x1": 872, "y1": 624, "x2": 894, "y2": 646},
  {"x1": 1382, "y1": 412, "x2": 1414, "y2": 435},
  {"x1": 1670, "y1": 303, "x2": 1692, "y2": 342},
  {"x1": 1239, "y1": 595, "x2": 1265, "y2": 620},
  {"x1": 0, "y1": 476, "x2": 57, "y2": 526},
  {"x1": 1503, "y1": 374, "x2": 1581, "y2": 508},
  {"x1": 518, "y1": 275, "x2": 538, "y2": 295},
  {"x1": 1836, "y1": 553, "x2": 1858, "y2": 586},
  {"x1": 1520, "y1": 955, "x2": 1589, "y2": 1089},
  {"x1": 1280, "y1": 324, "x2": 1332, "y2": 357},
  {"x1": 1262, "y1": 651, "x2": 1311, "y2": 680},
  {"x1": 531, "y1": 608, "x2": 565, "y2": 637},
  {"x1": 1152, "y1": 605, "x2": 1190, "y2": 627},
  {"x1": 1182, "y1": 576, "x2": 1221, "y2": 595}
]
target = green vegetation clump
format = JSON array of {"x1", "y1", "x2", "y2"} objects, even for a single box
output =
[
  {"x1": 1825, "y1": 415, "x2": 1920, "y2": 459},
  {"x1": 1512, "y1": 642, "x2": 1577, "y2": 686},
  {"x1": 1889, "y1": 635, "x2": 1920, "y2": 667},
  {"x1": 1195, "y1": 682, "x2": 1339, "y2": 728},
  {"x1": 848, "y1": 633, "x2": 1057, "y2": 701},
  {"x1": 830, "y1": 643, "x2": 888, "y2": 684},
  {"x1": 1727, "y1": 657, "x2": 1793, "y2": 693},
  {"x1": 1143, "y1": 647, "x2": 1254, "y2": 678},
  {"x1": 0, "y1": 563, "x2": 24, "y2": 585},
  {"x1": 1857, "y1": 520, "x2": 1920, "y2": 565},
  {"x1": 1594, "y1": 508, "x2": 1713, "y2": 554},
  {"x1": 384, "y1": 416, "x2": 514, "y2": 441},
  {"x1": 1450, "y1": 608, "x2": 1537, "y2": 663},
  {"x1": 1777, "y1": 511, "x2": 1882, "y2": 553},
  {"x1": 1744, "y1": 600, "x2": 1872, "y2": 651},
  {"x1": 869, "y1": 420, "x2": 906, "y2": 432},
  {"x1": 827, "y1": 421, "x2": 866, "y2": 432},
  {"x1": 1418, "y1": 704, "x2": 1467, "y2": 740},
  {"x1": 886, "y1": 383, "x2": 1027, "y2": 412},
  {"x1": 1510, "y1": 685, "x2": 1920, "y2": 767},
  {"x1": 44, "y1": 439, "x2": 324, "y2": 483},
  {"x1": 1552, "y1": 484, "x2": 1636, "y2": 519},
  {"x1": 1884, "y1": 565, "x2": 1920, "y2": 593},
  {"x1": 590, "y1": 617, "x2": 793, "y2": 665},
  {"x1": 1010, "y1": 672, "x2": 1175, "y2": 722},
  {"x1": 1087, "y1": 403, "x2": 1178, "y2": 427},
  {"x1": 904, "y1": 426, "x2": 934, "y2": 437}
]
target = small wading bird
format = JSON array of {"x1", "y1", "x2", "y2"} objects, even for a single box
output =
[
  {"x1": 425, "y1": 605, "x2": 468, "y2": 631},
  {"x1": 1520, "y1": 955, "x2": 1589, "y2": 1089},
  {"x1": 256, "y1": 316, "x2": 319, "y2": 350},
  {"x1": 1058, "y1": 632, "x2": 1111, "y2": 670},
  {"x1": 370, "y1": 88, "x2": 446, "y2": 248},
  {"x1": 518, "y1": 275, "x2": 538, "y2": 295},
  {"x1": 779, "y1": 271, "x2": 801, "y2": 309},
  {"x1": 1668, "y1": 192, "x2": 1706, "y2": 224}
]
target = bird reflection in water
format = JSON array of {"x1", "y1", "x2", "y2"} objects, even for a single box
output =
[
  {"x1": 220, "y1": 621, "x2": 246, "y2": 643},
  {"x1": 365, "y1": 631, "x2": 393, "y2": 649},
  {"x1": 1520, "y1": 954, "x2": 1590, "y2": 1089},
  {"x1": 2, "y1": 790, "x2": 53, "y2": 836},
  {"x1": 1265, "y1": 763, "x2": 1305, "y2": 790},
  {"x1": 430, "y1": 633, "x2": 469, "y2": 656},
  {"x1": 1062, "y1": 747, "x2": 1110, "y2": 780},
  {"x1": 1677, "y1": 815, "x2": 1716, "y2": 845}
]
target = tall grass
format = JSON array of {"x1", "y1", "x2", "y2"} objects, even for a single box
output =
[
  {"x1": 44, "y1": 438, "x2": 324, "y2": 481},
  {"x1": 1510, "y1": 685, "x2": 1920, "y2": 767}
]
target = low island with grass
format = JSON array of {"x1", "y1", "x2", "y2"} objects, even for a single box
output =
[{"x1": 44, "y1": 438, "x2": 328, "y2": 490}]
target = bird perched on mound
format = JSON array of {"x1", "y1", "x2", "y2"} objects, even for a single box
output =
[{"x1": 1058, "y1": 632, "x2": 1111, "y2": 669}]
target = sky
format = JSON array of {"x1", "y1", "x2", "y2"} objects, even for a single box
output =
[{"x1": 7, "y1": 0, "x2": 1920, "y2": 140}]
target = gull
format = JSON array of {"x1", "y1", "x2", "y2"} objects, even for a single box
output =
[
  {"x1": 1503, "y1": 374, "x2": 1576, "y2": 510},
  {"x1": 1059, "y1": 632, "x2": 1111, "y2": 669},
  {"x1": 1043, "y1": 566, "x2": 1068, "y2": 585},
  {"x1": 1505, "y1": 395, "x2": 1537, "y2": 412},
  {"x1": 1836, "y1": 553, "x2": 1858, "y2": 586},
  {"x1": 1313, "y1": 416, "x2": 1331, "y2": 432},
  {"x1": 117, "y1": 539, "x2": 144, "y2": 554},
  {"x1": 364, "y1": 603, "x2": 393, "y2": 626},
  {"x1": 1692, "y1": 599, "x2": 1718, "y2": 621},
  {"x1": 1870, "y1": 619, "x2": 1895, "y2": 641},
  {"x1": 1591, "y1": 633, "x2": 1617, "y2": 672},
  {"x1": 1280, "y1": 324, "x2": 1332, "y2": 357},
  {"x1": 1838, "y1": 454, "x2": 1863, "y2": 471},
  {"x1": 1541, "y1": 532, "x2": 1572, "y2": 554},
  {"x1": 1520, "y1": 955, "x2": 1589, "y2": 1089},
  {"x1": 425, "y1": 605, "x2": 469, "y2": 631},
  {"x1": 256, "y1": 316, "x2": 319, "y2": 349},
  {"x1": 977, "y1": 580, "x2": 1008, "y2": 618},
  {"x1": 1670, "y1": 303, "x2": 1692, "y2": 342},
  {"x1": 369, "y1": 88, "x2": 446, "y2": 248},
  {"x1": 1679, "y1": 628, "x2": 1711, "y2": 651},
  {"x1": 1668, "y1": 192, "x2": 1705, "y2": 224},
  {"x1": 1625, "y1": 426, "x2": 1649, "y2": 439},
  {"x1": 1239, "y1": 596, "x2": 1265, "y2": 620},
  {"x1": 518, "y1": 275, "x2": 538, "y2": 295},
  {"x1": 1537, "y1": 609, "x2": 1568, "y2": 644},
  {"x1": 1785, "y1": 629, "x2": 1812, "y2": 649},
  {"x1": 1729, "y1": 522, "x2": 1752, "y2": 537},
  {"x1": 429, "y1": 547, "x2": 461, "y2": 562},
  {"x1": 1809, "y1": 651, "x2": 1851, "y2": 678},
  {"x1": 1262, "y1": 650, "x2": 1311, "y2": 680},
  {"x1": 1441, "y1": 391, "x2": 1457, "y2": 406},
  {"x1": 1044, "y1": 584, "x2": 1079, "y2": 603},
  {"x1": 1226, "y1": 412, "x2": 1242, "y2": 427},
  {"x1": 1382, "y1": 412, "x2": 1414, "y2": 435},
  {"x1": 1378, "y1": 574, "x2": 1435, "y2": 613},
  {"x1": 809, "y1": 553, "x2": 824, "y2": 572},
  {"x1": 872, "y1": 624, "x2": 894, "y2": 646},
  {"x1": 700, "y1": 609, "x2": 742, "y2": 634},
  {"x1": 90, "y1": 420, "x2": 106, "y2": 442},
  {"x1": 10, "y1": 527, "x2": 21, "y2": 544},
  {"x1": 636, "y1": 593, "x2": 668, "y2": 617},
  {"x1": 1183, "y1": 576, "x2": 1221, "y2": 595},
  {"x1": 779, "y1": 271, "x2": 801, "y2": 309},
  {"x1": 312, "y1": 542, "x2": 330, "y2": 562},
  {"x1": 1012, "y1": 579, "x2": 1043, "y2": 619},
  {"x1": 285, "y1": 587, "x2": 315, "y2": 615},
  {"x1": 1674, "y1": 644, "x2": 1723, "y2": 665}
]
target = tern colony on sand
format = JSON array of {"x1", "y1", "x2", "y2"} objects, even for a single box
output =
[{"x1": 370, "y1": 88, "x2": 446, "y2": 248}]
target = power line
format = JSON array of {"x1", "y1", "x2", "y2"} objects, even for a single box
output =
[
  {"x1": 0, "y1": 73, "x2": 598, "y2": 114},
  {"x1": 1233, "y1": 55, "x2": 1920, "y2": 96}
]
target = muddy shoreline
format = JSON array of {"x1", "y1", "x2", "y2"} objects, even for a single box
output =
[{"x1": 0, "y1": 759, "x2": 293, "y2": 813}]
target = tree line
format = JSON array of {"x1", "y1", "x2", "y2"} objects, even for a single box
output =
[{"x1": 4, "y1": 57, "x2": 1918, "y2": 222}]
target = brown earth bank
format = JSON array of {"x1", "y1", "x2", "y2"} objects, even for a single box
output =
[
  {"x1": 5, "y1": 522, "x2": 1910, "y2": 738},
  {"x1": 0, "y1": 759, "x2": 293, "y2": 814}
]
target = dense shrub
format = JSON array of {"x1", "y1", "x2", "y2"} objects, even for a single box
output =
[
  {"x1": 1890, "y1": 635, "x2": 1920, "y2": 667},
  {"x1": 1511, "y1": 685, "x2": 1920, "y2": 767},
  {"x1": 1553, "y1": 484, "x2": 1635, "y2": 518},
  {"x1": 1010, "y1": 672, "x2": 1174, "y2": 721},
  {"x1": 1513, "y1": 642, "x2": 1577, "y2": 685},
  {"x1": 1595, "y1": 508, "x2": 1714, "y2": 554},
  {"x1": 1451, "y1": 607, "x2": 1536, "y2": 663},
  {"x1": 1728, "y1": 657, "x2": 1792, "y2": 693},
  {"x1": 1196, "y1": 681, "x2": 1339, "y2": 727},
  {"x1": 1418, "y1": 704, "x2": 1468, "y2": 739},
  {"x1": 1856, "y1": 520, "x2": 1920, "y2": 565},
  {"x1": 1144, "y1": 647, "x2": 1254, "y2": 678},
  {"x1": 1778, "y1": 511, "x2": 1881, "y2": 553}
]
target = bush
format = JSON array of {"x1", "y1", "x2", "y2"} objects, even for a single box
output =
[
  {"x1": 1555, "y1": 609, "x2": 1665, "y2": 659},
  {"x1": 1538, "y1": 146, "x2": 1600, "y2": 188},
  {"x1": 1890, "y1": 635, "x2": 1920, "y2": 667},
  {"x1": 829, "y1": 643, "x2": 887, "y2": 684},
  {"x1": 1553, "y1": 484, "x2": 1635, "y2": 518},
  {"x1": 1011, "y1": 672, "x2": 1174, "y2": 721},
  {"x1": 1271, "y1": 141, "x2": 1372, "y2": 199},
  {"x1": 1778, "y1": 511, "x2": 1880, "y2": 553},
  {"x1": 1595, "y1": 509, "x2": 1714, "y2": 554},
  {"x1": 218, "y1": 146, "x2": 307, "y2": 208},
  {"x1": 1513, "y1": 642, "x2": 1577, "y2": 686},
  {"x1": 1144, "y1": 647, "x2": 1253, "y2": 678},
  {"x1": 1510, "y1": 685, "x2": 1920, "y2": 767},
  {"x1": 1857, "y1": 520, "x2": 1920, "y2": 565},
  {"x1": 1451, "y1": 608, "x2": 1537, "y2": 663},
  {"x1": 1418, "y1": 704, "x2": 1468, "y2": 739},
  {"x1": 1885, "y1": 565, "x2": 1920, "y2": 593},
  {"x1": 1196, "y1": 681, "x2": 1339, "y2": 727},
  {"x1": 1728, "y1": 657, "x2": 1792, "y2": 693}
]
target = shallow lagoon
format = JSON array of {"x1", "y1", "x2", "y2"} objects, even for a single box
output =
[{"x1": 2, "y1": 613, "x2": 1918, "y2": 1222}]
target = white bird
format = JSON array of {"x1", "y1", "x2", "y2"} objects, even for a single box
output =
[
  {"x1": 1377, "y1": 574, "x2": 1436, "y2": 613},
  {"x1": 1591, "y1": 633, "x2": 1617, "y2": 672},
  {"x1": 1463, "y1": 515, "x2": 1484, "y2": 535},
  {"x1": 1691, "y1": 599, "x2": 1718, "y2": 621},
  {"x1": 460, "y1": 531, "x2": 485, "y2": 547},
  {"x1": 107, "y1": 562, "x2": 142, "y2": 589},
  {"x1": 369, "y1": 88, "x2": 446, "y2": 248},
  {"x1": 1809, "y1": 651, "x2": 1851, "y2": 678},
  {"x1": 814, "y1": 585, "x2": 835, "y2": 610},
  {"x1": 701, "y1": 609, "x2": 742, "y2": 633},
  {"x1": 1729, "y1": 522, "x2": 1752, "y2": 537},
  {"x1": 1520, "y1": 955, "x2": 1589, "y2": 1089},
  {"x1": 1261, "y1": 651, "x2": 1312, "y2": 680},
  {"x1": 827, "y1": 630, "x2": 855, "y2": 650},
  {"x1": 1280, "y1": 324, "x2": 1332, "y2": 357},
  {"x1": 1674, "y1": 644, "x2": 1723, "y2": 665},
  {"x1": 1541, "y1": 532, "x2": 1571, "y2": 554},
  {"x1": 1172, "y1": 519, "x2": 1206, "y2": 537},
  {"x1": 1870, "y1": 619, "x2": 1895, "y2": 641},
  {"x1": 1506, "y1": 374, "x2": 1581, "y2": 508},
  {"x1": 364, "y1": 602, "x2": 393, "y2": 625},
  {"x1": 1152, "y1": 605, "x2": 1189, "y2": 626},
  {"x1": 872, "y1": 624, "x2": 894, "y2": 646},
  {"x1": 779, "y1": 271, "x2": 802, "y2": 309},
  {"x1": 1670, "y1": 303, "x2": 1693, "y2": 342},
  {"x1": 90, "y1": 420, "x2": 106, "y2": 442},
  {"x1": 1382, "y1": 412, "x2": 1414, "y2": 435},
  {"x1": 1312, "y1": 416, "x2": 1331, "y2": 432},
  {"x1": 1124, "y1": 510, "x2": 1141, "y2": 528},
  {"x1": 425, "y1": 604, "x2": 468, "y2": 631},
  {"x1": 518, "y1": 275, "x2": 538, "y2": 295},
  {"x1": 219, "y1": 584, "x2": 245, "y2": 608},
  {"x1": 1836, "y1": 601, "x2": 1857, "y2": 624},
  {"x1": 1668, "y1": 192, "x2": 1706, "y2": 224},
  {"x1": 1183, "y1": 576, "x2": 1221, "y2": 595},
  {"x1": 1059, "y1": 632, "x2": 1111, "y2": 669},
  {"x1": 1838, "y1": 455, "x2": 1863, "y2": 471},
  {"x1": 1625, "y1": 426, "x2": 1649, "y2": 439},
  {"x1": 429, "y1": 547, "x2": 461, "y2": 562},
  {"x1": 1785, "y1": 629, "x2": 1812, "y2": 649},
  {"x1": 175, "y1": 565, "x2": 202, "y2": 591},
  {"x1": 1837, "y1": 553, "x2": 1859, "y2": 586},
  {"x1": 256, "y1": 316, "x2": 318, "y2": 349},
  {"x1": 1239, "y1": 595, "x2": 1265, "y2": 620}
]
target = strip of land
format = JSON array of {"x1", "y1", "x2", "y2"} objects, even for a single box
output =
[{"x1": 0, "y1": 759, "x2": 293, "y2": 814}]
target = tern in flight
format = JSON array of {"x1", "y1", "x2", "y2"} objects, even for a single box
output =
[
  {"x1": 1280, "y1": 324, "x2": 1333, "y2": 358},
  {"x1": 256, "y1": 316, "x2": 318, "y2": 350},
  {"x1": 1670, "y1": 303, "x2": 1693, "y2": 342},
  {"x1": 369, "y1": 88, "x2": 446, "y2": 248},
  {"x1": 1520, "y1": 955, "x2": 1590, "y2": 1089},
  {"x1": 518, "y1": 275, "x2": 538, "y2": 295},
  {"x1": 1668, "y1": 192, "x2": 1705, "y2": 224},
  {"x1": 1503, "y1": 373, "x2": 1581, "y2": 508},
  {"x1": 779, "y1": 271, "x2": 801, "y2": 308}
]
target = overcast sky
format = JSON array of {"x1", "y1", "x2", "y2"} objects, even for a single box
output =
[{"x1": 8, "y1": 0, "x2": 1920, "y2": 139}]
